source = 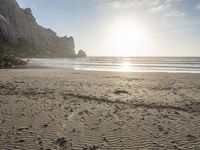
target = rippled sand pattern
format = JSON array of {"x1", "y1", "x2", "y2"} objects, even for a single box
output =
[{"x1": 0, "y1": 69, "x2": 200, "y2": 149}]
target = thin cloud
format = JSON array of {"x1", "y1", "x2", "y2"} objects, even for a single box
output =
[
  {"x1": 106, "y1": 0, "x2": 149, "y2": 9},
  {"x1": 92, "y1": 0, "x2": 186, "y2": 18},
  {"x1": 196, "y1": 3, "x2": 200, "y2": 11},
  {"x1": 164, "y1": 0, "x2": 183, "y2": 4},
  {"x1": 165, "y1": 10, "x2": 185, "y2": 17},
  {"x1": 149, "y1": 4, "x2": 169, "y2": 12},
  {"x1": 148, "y1": 0, "x2": 184, "y2": 14},
  {"x1": 93, "y1": 0, "x2": 184, "y2": 11},
  {"x1": 92, "y1": 0, "x2": 160, "y2": 9}
]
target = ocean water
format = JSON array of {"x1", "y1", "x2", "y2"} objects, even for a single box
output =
[{"x1": 27, "y1": 57, "x2": 200, "y2": 73}]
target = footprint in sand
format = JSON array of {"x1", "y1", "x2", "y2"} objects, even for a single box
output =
[{"x1": 114, "y1": 90, "x2": 129, "y2": 95}]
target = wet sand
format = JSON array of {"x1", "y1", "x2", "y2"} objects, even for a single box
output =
[{"x1": 0, "y1": 69, "x2": 200, "y2": 150}]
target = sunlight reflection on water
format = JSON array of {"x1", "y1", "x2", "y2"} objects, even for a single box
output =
[
  {"x1": 119, "y1": 61, "x2": 132, "y2": 72},
  {"x1": 27, "y1": 57, "x2": 200, "y2": 73}
]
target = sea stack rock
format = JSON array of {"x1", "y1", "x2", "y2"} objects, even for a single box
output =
[
  {"x1": 76, "y1": 50, "x2": 87, "y2": 58},
  {"x1": 0, "y1": 0, "x2": 76, "y2": 58}
]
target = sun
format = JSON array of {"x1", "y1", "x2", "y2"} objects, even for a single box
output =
[{"x1": 105, "y1": 17, "x2": 151, "y2": 56}]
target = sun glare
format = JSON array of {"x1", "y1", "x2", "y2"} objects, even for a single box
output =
[
  {"x1": 105, "y1": 18, "x2": 151, "y2": 56},
  {"x1": 119, "y1": 61, "x2": 132, "y2": 72}
]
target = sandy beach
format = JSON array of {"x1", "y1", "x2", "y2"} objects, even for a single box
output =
[{"x1": 0, "y1": 69, "x2": 200, "y2": 150}]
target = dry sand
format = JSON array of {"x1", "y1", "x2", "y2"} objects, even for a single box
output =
[{"x1": 0, "y1": 69, "x2": 200, "y2": 150}]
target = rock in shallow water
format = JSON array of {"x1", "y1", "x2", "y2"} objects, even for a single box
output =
[{"x1": 0, "y1": 55, "x2": 28, "y2": 68}]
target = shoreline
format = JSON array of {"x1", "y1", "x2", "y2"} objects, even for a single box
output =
[
  {"x1": 3, "y1": 67, "x2": 200, "y2": 74},
  {"x1": 25, "y1": 57, "x2": 200, "y2": 74},
  {"x1": 0, "y1": 69, "x2": 200, "y2": 149}
]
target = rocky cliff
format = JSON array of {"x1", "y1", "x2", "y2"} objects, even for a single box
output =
[{"x1": 0, "y1": 0, "x2": 76, "y2": 58}]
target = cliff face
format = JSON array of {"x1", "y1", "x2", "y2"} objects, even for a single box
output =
[{"x1": 0, "y1": 0, "x2": 76, "y2": 58}]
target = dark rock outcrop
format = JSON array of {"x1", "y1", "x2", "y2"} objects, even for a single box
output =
[
  {"x1": 0, "y1": 54, "x2": 28, "y2": 68},
  {"x1": 0, "y1": 0, "x2": 76, "y2": 58},
  {"x1": 76, "y1": 50, "x2": 87, "y2": 58}
]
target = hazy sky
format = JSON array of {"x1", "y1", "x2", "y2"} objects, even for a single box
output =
[{"x1": 17, "y1": 0, "x2": 200, "y2": 56}]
